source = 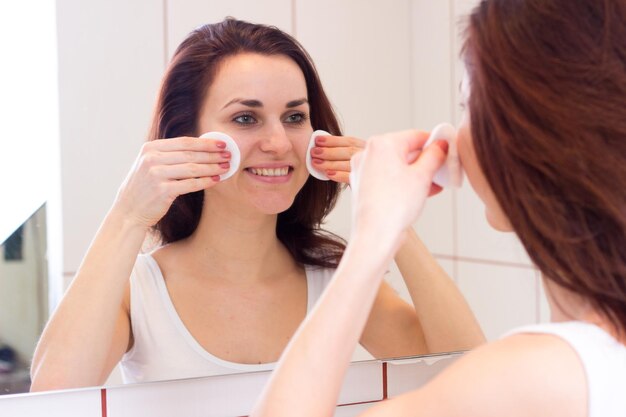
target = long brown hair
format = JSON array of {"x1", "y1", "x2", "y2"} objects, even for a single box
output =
[
  {"x1": 465, "y1": 0, "x2": 626, "y2": 333},
  {"x1": 148, "y1": 18, "x2": 346, "y2": 268}
]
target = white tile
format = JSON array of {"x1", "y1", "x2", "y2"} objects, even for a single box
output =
[
  {"x1": 57, "y1": 0, "x2": 165, "y2": 272},
  {"x1": 0, "y1": 388, "x2": 101, "y2": 417},
  {"x1": 411, "y1": 0, "x2": 454, "y2": 129},
  {"x1": 296, "y1": 0, "x2": 413, "y2": 139},
  {"x1": 166, "y1": 0, "x2": 293, "y2": 59},
  {"x1": 386, "y1": 352, "x2": 463, "y2": 398},
  {"x1": 106, "y1": 371, "x2": 271, "y2": 417},
  {"x1": 106, "y1": 360, "x2": 381, "y2": 416},
  {"x1": 457, "y1": 261, "x2": 538, "y2": 340},
  {"x1": 455, "y1": 184, "x2": 533, "y2": 265},
  {"x1": 414, "y1": 191, "x2": 456, "y2": 256},
  {"x1": 338, "y1": 360, "x2": 384, "y2": 405},
  {"x1": 538, "y1": 273, "x2": 552, "y2": 323}
]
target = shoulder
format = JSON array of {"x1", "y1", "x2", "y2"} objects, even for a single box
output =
[{"x1": 365, "y1": 333, "x2": 586, "y2": 417}]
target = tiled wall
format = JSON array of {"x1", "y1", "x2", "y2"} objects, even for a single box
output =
[
  {"x1": 0, "y1": 353, "x2": 462, "y2": 417},
  {"x1": 56, "y1": 0, "x2": 548, "y2": 360}
]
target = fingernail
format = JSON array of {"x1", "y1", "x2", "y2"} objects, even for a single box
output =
[
  {"x1": 216, "y1": 141, "x2": 226, "y2": 149},
  {"x1": 312, "y1": 158, "x2": 323, "y2": 165},
  {"x1": 436, "y1": 140, "x2": 449, "y2": 153},
  {"x1": 219, "y1": 162, "x2": 230, "y2": 169},
  {"x1": 221, "y1": 151, "x2": 231, "y2": 158},
  {"x1": 312, "y1": 147, "x2": 323, "y2": 155},
  {"x1": 212, "y1": 175, "x2": 221, "y2": 182},
  {"x1": 315, "y1": 137, "x2": 326, "y2": 144},
  {"x1": 326, "y1": 170, "x2": 337, "y2": 176}
]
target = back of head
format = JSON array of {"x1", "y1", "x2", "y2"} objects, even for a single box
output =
[
  {"x1": 149, "y1": 18, "x2": 346, "y2": 268},
  {"x1": 464, "y1": 0, "x2": 626, "y2": 332}
]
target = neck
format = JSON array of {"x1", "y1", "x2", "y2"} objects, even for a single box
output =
[
  {"x1": 178, "y1": 197, "x2": 295, "y2": 284},
  {"x1": 543, "y1": 277, "x2": 625, "y2": 343}
]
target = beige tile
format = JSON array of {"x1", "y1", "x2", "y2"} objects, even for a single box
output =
[
  {"x1": 455, "y1": 185, "x2": 532, "y2": 265},
  {"x1": 457, "y1": 261, "x2": 538, "y2": 340},
  {"x1": 296, "y1": 0, "x2": 413, "y2": 139},
  {"x1": 57, "y1": 0, "x2": 165, "y2": 272}
]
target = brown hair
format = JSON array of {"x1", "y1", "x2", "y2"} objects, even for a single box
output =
[
  {"x1": 464, "y1": 0, "x2": 626, "y2": 333},
  {"x1": 148, "y1": 18, "x2": 345, "y2": 268}
]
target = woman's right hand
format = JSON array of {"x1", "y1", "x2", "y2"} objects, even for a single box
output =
[
  {"x1": 113, "y1": 136, "x2": 231, "y2": 228},
  {"x1": 349, "y1": 130, "x2": 448, "y2": 245}
]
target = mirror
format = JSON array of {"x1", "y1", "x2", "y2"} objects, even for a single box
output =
[
  {"x1": 3, "y1": 0, "x2": 544, "y2": 400},
  {"x1": 0, "y1": 205, "x2": 48, "y2": 394}
]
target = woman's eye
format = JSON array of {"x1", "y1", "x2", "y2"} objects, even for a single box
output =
[
  {"x1": 285, "y1": 113, "x2": 308, "y2": 124},
  {"x1": 234, "y1": 114, "x2": 256, "y2": 125}
]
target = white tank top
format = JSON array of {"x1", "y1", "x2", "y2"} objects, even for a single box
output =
[
  {"x1": 506, "y1": 321, "x2": 626, "y2": 417},
  {"x1": 120, "y1": 254, "x2": 349, "y2": 383}
]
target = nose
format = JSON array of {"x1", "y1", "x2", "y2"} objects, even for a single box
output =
[{"x1": 259, "y1": 123, "x2": 293, "y2": 155}]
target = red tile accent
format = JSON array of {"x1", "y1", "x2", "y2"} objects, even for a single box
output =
[
  {"x1": 382, "y1": 362, "x2": 388, "y2": 400},
  {"x1": 101, "y1": 388, "x2": 107, "y2": 417}
]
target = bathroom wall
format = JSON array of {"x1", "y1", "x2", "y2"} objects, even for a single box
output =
[
  {"x1": 0, "y1": 352, "x2": 462, "y2": 417},
  {"x1": 56, "y1": 0, "x2": 548, "y2": 360}
]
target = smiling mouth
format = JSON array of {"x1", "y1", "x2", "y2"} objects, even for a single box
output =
[{"x1": 246, "y1": 167, "x2": 292, "y2": 177}]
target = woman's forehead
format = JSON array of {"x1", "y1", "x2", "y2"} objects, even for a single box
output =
[{"x1": 207, "y1": 53, "x2": 308, "y2": 108}]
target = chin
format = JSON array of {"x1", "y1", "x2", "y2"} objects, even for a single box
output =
[{"x1": 252, "y1": 195, "x2": 297, "y2": 215}]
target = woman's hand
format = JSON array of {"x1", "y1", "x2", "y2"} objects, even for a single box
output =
[
  {"x1": 113, "y1": 136, "x2": 231, "y2": 228},
  {"x1": 349, "y1": 130, "x2": 448, "y2": 244},
  {"x1": 310, "y1": 135, "x2": 365, "y2": 184}
]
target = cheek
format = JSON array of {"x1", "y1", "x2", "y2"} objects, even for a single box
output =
[{"x1": 292, "y1": 130, "x2": 312, "y2": 158}]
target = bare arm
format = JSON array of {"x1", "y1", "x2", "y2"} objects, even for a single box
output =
[
  {"x1": 252, "y1": 130, "x2": 448, "y2": 417},
  {"x1": 30, "y1": 212, "x2": 145, "y2": 390},
  {"x1": 315, "y1": 134, "x2": 484, "y2": 357},
  {"x1": 393, "y1": 227, "x2": 485, "y2": 352},
  {"x1": 30, "y1": 137, "x2": 229, "y2": 390}
]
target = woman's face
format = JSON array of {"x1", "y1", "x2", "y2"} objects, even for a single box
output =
[
  {"x1": 198, "y1": 52, "x2": 313, "y2": 215},
  {"x1": 456, "y1": 74, "x2": 513, "y2": 232}
]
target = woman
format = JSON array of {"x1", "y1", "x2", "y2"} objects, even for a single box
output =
[
  {"x1": 30, "y1": 19, "x2": 483, "y2": 390},
  {"x1": 252, "y1": 1, "x2": 626, "y2": 416}
]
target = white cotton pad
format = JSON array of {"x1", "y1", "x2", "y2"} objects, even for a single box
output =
[
  {"x1": 306, "y1": 130, "x2": 331, "y2": 181},
  {"x1": 199, "y1": 131, "x2": 241, "y2": 181},
  {"x1": 423, "y1": 123, "x2": 464, "y2": 188}
]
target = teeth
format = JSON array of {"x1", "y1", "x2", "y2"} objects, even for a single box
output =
[{"x1": 249, "y1": 167, "x2": 289, "y2": 177}]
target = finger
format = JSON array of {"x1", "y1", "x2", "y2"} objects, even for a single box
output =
[
  {"x1": 152, "y1": 150, "x2": 231, "y2": 165},
  {"x1": 326, "y1": 171, "x2": 350, "y2": 184},
  {"x1": 147, "y1": 136, "x2": 227, "y2": 152},
  {"x1": 428, "y1": 183, "x2": 443, "y2": 197},
  {"x1": 315, "y1": 135, "x2": 365, "y2": 149},
  {"x1": 410, "y1": 139, "x2": 448, "y2": 179},
  {"x1": 153, "y1": 162, "x2": 230, "y2": 180},
  {"x1": 311, "y1": 159, "x2": 351, "y2": 172},
  {"x1": 311, "y1": 146, "x2": 363, "y2": 161},
  {"x1": 169, "y1": 176, "x2": 222, "y2": 196}
]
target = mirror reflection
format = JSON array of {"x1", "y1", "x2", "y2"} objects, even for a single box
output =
[
  {"x1": 30, "y1": 18, "x2": 483, "y2": 393},
  {"x1": 2, "y1": 0, "x2": 545, "y2": 401}
]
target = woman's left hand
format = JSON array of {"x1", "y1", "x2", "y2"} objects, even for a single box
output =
[{"x1": 310, "y1": 135, "x2": 365, "y2": 184}]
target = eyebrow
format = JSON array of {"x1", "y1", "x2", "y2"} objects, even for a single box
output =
[{"x1": 221, "y1": 98, "x2": 308, "y2": 110}]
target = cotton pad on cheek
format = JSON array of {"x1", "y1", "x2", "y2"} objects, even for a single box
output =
[
  {"x1": 199, "y1": 131, "x2": 241, "y2": 181},
  {"x1": 306, "y1": 130, "x2": 331, "y2": 181},
  {"x1": 423, "y1": 123, "x2": 464, "y2": 188}
]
